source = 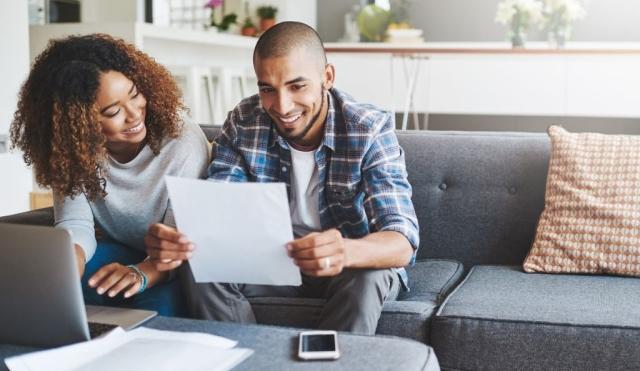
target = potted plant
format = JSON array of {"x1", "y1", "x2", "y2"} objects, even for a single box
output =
[
  {"x1": 216, "y1": 13, "x2": 238, "y2": 32},
  {"x1": 540, "y1": 0, "x2": 586, "y2": 48},
  {"x1": 256, "y1": 5, "x2": 278, "y2": 32},
  {"x1": 204, "y1": 0, "x2": 238, "y2": 32},
  {"x1": 495, "y1": 0, "x2": 543, "y2": 48},
  {"x1": 241, "y1": 17, "x2": 257, "y2": 37}
]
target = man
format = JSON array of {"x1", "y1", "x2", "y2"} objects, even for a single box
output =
[{"x1": 145, "y1": 22, "x2": 419, "y2": 335}]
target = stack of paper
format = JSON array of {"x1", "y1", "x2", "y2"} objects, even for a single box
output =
[{"x1": 5, "y1": 327, "x2": 253, "y2": 371}]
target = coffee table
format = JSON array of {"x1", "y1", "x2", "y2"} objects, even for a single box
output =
[{"x1": 0, "y1": 316, "x2": 439, "y2": 370}]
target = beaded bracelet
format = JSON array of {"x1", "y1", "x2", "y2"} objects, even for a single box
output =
[{"x1": 127, "y1": 264, "x2": 148, "y2": 294}]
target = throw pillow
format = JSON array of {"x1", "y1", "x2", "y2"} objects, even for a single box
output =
[{"x1": 523, "y1": 125, "x2": 640, "y2": 276}]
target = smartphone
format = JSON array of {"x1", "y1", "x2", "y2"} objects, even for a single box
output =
[{"x1": 298, "y1": 330, "x2": 340, "y2": 360}]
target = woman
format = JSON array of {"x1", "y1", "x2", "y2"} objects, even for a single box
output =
[{"x1": 10, "y1": 34, "x2": 210, "y2": 316}]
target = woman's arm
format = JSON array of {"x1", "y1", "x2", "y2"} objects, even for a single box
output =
[
  {"x1": 54, "y1": 192, "x2": 97, "y2": 276},
  {"x1": 74, "y1": 244, "x2": 86, "y2": 277}
]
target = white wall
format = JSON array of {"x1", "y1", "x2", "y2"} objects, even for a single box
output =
[
  {"x1": 264, "y1": 0, "x2": 317, "y2": 29},
  {"x1": 81, "y1": 0, "x2": 143, "y2": 22},
  {"x1": 318, "y1": 0, "x2": 640, "y2": 42},
  {"x1": 0, "y1": 1, "x2": 32, "y2": 215}
]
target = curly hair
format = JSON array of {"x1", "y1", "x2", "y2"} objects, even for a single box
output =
[{"x1": 10, "y1": 33, "x2": 185, "y2": 201}]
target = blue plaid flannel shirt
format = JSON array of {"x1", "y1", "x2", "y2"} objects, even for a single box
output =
[{"x1": 208, "y1": 88, "x2": 420, "y2": 290}]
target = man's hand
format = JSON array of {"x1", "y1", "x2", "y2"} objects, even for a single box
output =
[
  {"x1": 88, "y1": 263, "x2": 142, "y2": 299},
  {"x1": 144, "y1": 223, "x2": 194, "y2": 271},
  {"x1": 287, "y1": 229, "x2": 348, "y2": 277}
]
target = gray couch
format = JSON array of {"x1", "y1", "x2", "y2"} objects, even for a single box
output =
[{"x1": 3, "y1": 128, "x2": 640, "y2": 371}]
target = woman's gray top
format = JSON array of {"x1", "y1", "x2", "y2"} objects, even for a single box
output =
[{"x1": 54, "y1": 121, "x2": 211, "y2": 261}]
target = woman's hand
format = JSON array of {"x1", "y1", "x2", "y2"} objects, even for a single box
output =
[
  {"x1": 88, "y1": 259, "x2": 168, "y2": 298},
  {"x1": 88, "y1": 263, "x2": 143, "y2": 299}
]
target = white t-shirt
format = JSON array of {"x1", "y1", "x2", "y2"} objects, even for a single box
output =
[{"x1": 289, "y1": 145, "x2": 322, "y2": 238}]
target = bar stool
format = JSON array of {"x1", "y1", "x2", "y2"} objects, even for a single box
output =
[
  {"x1": 390, "y1": 54, "x2": 430, "y2": 130},
  {"x1": 168, "y1": 65, "x2": 251, "y2": 126},
  {"x1": 211, "y1": 66, "x2": 249, "y2": 120},
  {"x1": 167, "y1": 65, "x2": 217, "y2": 125}
]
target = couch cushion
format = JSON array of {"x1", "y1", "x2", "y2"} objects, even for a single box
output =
[
  {"x1": 396, "y1": 131, "x2": 549, "y2": 269},
  {"x1": 200, "y1": 125, "x2": 220, "y2": 142},
  {"x1": 251, "y1": 259, "x2": 463, "y2": 343},
  {"x1": 432, "y1": 265, "x2": 640, "y2": 371},
  {"x1": 524, "y1": 126, "x2": 640, "y2": 277},
  {"x1": 398, "y1": 258, "x2": 463, "y2": 303},
  {"x1": 0, "y1": 207, "x2": 53, "y2": 226}
]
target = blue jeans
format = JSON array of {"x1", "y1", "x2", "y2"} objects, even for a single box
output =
[{"x1": 81, "y1": 240, "x2": 186, "y2": 317}]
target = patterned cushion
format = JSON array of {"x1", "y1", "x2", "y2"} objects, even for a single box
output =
[{"x1": 523, "y1": 126, "x2": 640, "y2": 276}]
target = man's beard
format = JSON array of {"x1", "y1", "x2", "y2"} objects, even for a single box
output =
[{"x1": 275, "y1": 88, "x2": 325, "y2": 143}]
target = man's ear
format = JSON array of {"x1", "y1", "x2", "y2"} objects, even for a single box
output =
[{"x1": 323, "y1": 63, "x2": 336, "y2": 90}]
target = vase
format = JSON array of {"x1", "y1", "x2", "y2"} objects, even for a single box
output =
[
  {"x1": 509, "y1": 30, "x2": 526, "y2": 49},
  {"x1": 547, "y1": 26, "x2": 569, "y2": 49}
]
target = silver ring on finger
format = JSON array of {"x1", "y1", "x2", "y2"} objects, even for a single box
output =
[{"x1": 324, "y1": 257, "x2": 331, "y2": 269}]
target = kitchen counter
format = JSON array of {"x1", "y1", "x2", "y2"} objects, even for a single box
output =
[{"x1": 324, "y1": 42, "x2": 640, "y2": 55}]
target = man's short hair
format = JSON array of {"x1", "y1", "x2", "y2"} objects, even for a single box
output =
[{"x1": 253, "y1": 21, "x2": 327, "y2": 67}]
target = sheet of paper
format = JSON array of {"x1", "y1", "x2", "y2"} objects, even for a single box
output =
[
  {"x1": 165, "y1": 176, "x2": 302, "y2": 286},
  {"x1": 5, "y1": 327, "x2": 252, "y2": 371},
  {"x1": 5, "y1": 328, "x2": 126, "y2": 371}
]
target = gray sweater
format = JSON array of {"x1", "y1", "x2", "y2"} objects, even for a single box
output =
[{"x1": 54, "y1": 121, "x2": 210, "y2": 261}]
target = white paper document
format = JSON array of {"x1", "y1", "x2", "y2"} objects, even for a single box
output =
[
  {"x1": 165, "y1": 176, "x2": 302, "y2": 286},
  {"x1": 5, "y1": 327, "x2": 253, "y2": 371}
]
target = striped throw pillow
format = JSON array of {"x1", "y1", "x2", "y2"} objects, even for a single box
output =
[{"x1": 523, "y1": 126, "x2": 640, "y2": 276}]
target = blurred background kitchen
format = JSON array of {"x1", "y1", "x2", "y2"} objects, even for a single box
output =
[{"x1": 1, "y1": 0, "x2": 639, "y2": 214}]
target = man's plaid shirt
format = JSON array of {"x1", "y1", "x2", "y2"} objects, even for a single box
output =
[{"x1": 208, "y1": 88, "x2": 419, "y2": 289}]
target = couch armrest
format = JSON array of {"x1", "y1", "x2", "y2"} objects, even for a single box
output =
[{"x1": 0, "y1": 207, "x2": 54, "y2": 226}]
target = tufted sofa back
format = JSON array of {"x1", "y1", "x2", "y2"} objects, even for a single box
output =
[{"x1": 398, "y1": 130, "x2": 550, "y2": 269}]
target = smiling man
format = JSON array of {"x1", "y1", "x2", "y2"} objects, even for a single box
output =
[{"x1": 145, "y1": 21, "x2": 419, "y2": 334}]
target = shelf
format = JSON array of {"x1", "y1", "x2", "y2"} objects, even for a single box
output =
[
  {"x1": 136, "y1": 23, "x2": 256, "y2": 49},
  {"x1": 29, "y1": 22, "x2": 256, "y2": 59}
]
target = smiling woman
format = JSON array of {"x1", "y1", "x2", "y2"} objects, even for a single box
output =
[
  {"x1": 9, "y1": 34, "x2": 211, "y2": 316},
  {"x1": 95, "y1": 71, "x2": 149, "y2": 163}
]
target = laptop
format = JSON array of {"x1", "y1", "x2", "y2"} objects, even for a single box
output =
[{"x1": 0, "y1": 223, "x2": 157, "y2": 347}]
